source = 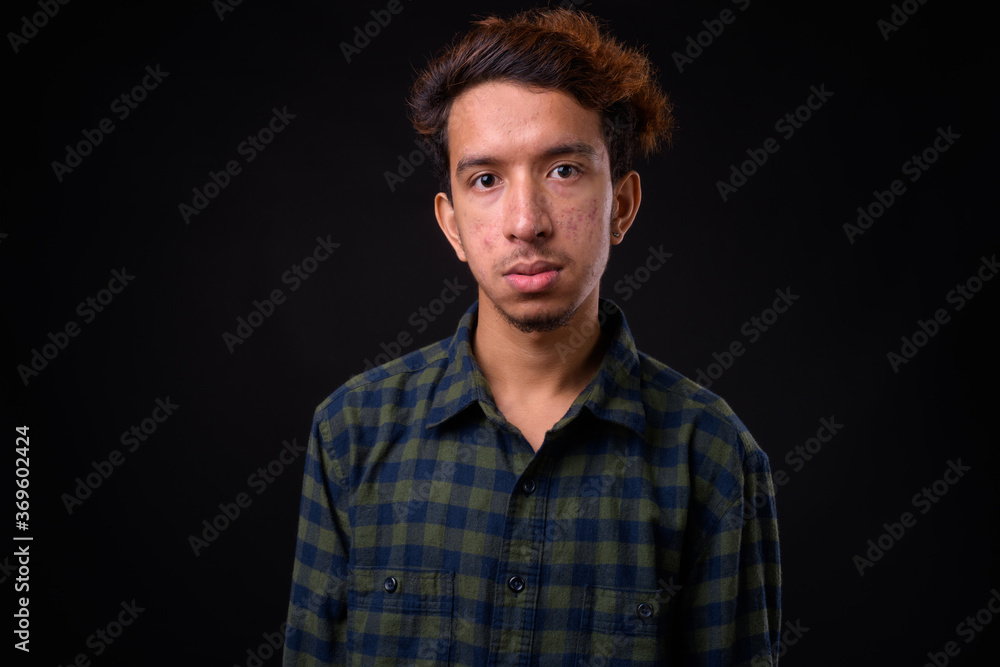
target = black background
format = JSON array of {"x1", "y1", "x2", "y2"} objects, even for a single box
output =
[{"x1": 4, "y1": 0, "x2": 999, "y2": 664}]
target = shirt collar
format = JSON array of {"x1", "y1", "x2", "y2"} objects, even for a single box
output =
[{"x1": 426, "y1": 298, "x2": 646, "y2": 437}]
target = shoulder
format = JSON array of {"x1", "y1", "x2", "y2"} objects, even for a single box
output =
[
  {"x1": 638, "y1": 351, "x2": 756, "y2": 441},
  {"x1": 304, "y1": 336, "x2": 456, "y2": 484},
  {"x1": 635, "y1": 350, "x2": 769, "y2": 498},
  {"x1": 314, "y1": 336, "x2": 453, "y2": 423}
]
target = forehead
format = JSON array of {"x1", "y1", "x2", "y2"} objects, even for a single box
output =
[{"x1": 446, "y1": 81, "x2": 606, "y2": 163}]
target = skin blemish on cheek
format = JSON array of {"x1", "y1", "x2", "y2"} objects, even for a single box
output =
[
  {"x1": 572, "y1": 200, "x2": 597, "y2": 231},
  {"x1": 563, "y1": 207, "x2": 579, "y2": 234},
  {"x1": 585, "y1": 199, "x2": 603, "y2": 240}
]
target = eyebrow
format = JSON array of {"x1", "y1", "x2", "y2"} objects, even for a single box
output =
[{"x1": 454, "y1": 141, "x2": 600, "y2": 177}]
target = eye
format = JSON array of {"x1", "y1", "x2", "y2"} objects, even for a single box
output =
[
  {"x1": 551, "y1": 164, "x2": 579, "y2": 179},
  {"x1": 473, "y1": 173, "x2": 497, "y2": 189}
]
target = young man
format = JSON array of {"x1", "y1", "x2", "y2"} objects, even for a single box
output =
[{"x1": 283, "y1": 8, "x2": 781, "y2": 665}]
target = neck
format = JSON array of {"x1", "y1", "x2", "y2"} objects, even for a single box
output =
[{"x1": 471, "y1": 290, "x2": 608, "y2": 400}]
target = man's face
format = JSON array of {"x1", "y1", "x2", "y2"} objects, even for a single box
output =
[{"x1": 435, "y1": 81, "x2": 638, "y2": 333}]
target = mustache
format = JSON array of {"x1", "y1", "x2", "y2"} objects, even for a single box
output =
[{"x1": 494, "y1": 248, "x2": 573, "y2": 272}]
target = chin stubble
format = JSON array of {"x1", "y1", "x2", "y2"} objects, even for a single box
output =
[{"x1": 491, "y1": 298, "x2": 580, "y2": 333}]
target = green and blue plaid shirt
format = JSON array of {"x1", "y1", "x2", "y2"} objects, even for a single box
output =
[{"x1": 283, "y1": 298, "x2": 781, "y2": 666}]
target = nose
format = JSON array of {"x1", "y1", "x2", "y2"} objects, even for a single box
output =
[{"x1": 504, "y1": 174, "x2": 552, "y2": 244}]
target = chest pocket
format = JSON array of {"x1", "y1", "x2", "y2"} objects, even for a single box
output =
[
  {"x1": 348, "y1": 567, "x2": 454, "y2": 666},
  {"x1": 579, "y1": 584, "x2": 664, "y2": 665}
]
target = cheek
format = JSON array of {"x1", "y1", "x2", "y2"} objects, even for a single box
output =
[
  {"x1": 578, "y1": 199, "x2": 604, "y2": 241},
  {"x1": 470, "y1": 214, "x2": 494, "y2": 240},
  {"x1": 563, "y1": 207, "x2": 580, "y2": 235},
  {"x1": 587, "y1": 200, "x2": 601, "y2": 233},
  {"x1": 472, "y1": 264, "x2": 490, "y2": 284},
  {"x1": 462, "y1": 217, "x2": 497, "y2": 277},
  {"x1": 462, "y1": 215, "x2": 493, "y2": 251},
  {"x1": 560, "y1": 199, "x2": 602, "y2": 237}
]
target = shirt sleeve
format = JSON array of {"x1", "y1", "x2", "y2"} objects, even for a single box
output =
[
  {"x1": 282, "y1": 403, "x2": 351, "y2": 665},
  {"x1": 680, "y1": 432, "x2": 782, "y2": 666}
]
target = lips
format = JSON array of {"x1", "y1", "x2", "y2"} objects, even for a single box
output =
[
  {"x1": 505, "y1": 260, "x2": 560, "y2": 276},
  {"x1": 503, "y1": 260, "x2": 561, "y2": 293}
]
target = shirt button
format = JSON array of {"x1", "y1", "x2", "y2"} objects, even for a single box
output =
[
  {"x1": 507, "y1": 576, "x2": 525, "y2": 593},
  {"x1": 384, "y1": 576, "x2": 398, "y2": 593},
  {"x1": 636, "y1": 603, "x2": 653, "y2": 618},
  {"x1": 520, "y1": 478, "x2": 537, "y2": 494}
]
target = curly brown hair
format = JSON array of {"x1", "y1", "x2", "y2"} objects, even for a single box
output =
[{"x1": 408, "y1": 7, "x2": 675, "y2": 198}]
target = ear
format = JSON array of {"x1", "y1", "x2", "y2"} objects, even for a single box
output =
[
  {"x1": 610, "y1": 170, "x2": 641, "y2": 245},
  {"x1": 435, "y1": 192, "x2": 467, "y2": 262}
]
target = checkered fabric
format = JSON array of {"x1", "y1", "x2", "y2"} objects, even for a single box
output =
[{"x1": 283, "y1": 298, "x2": 781, "y2": 666}]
